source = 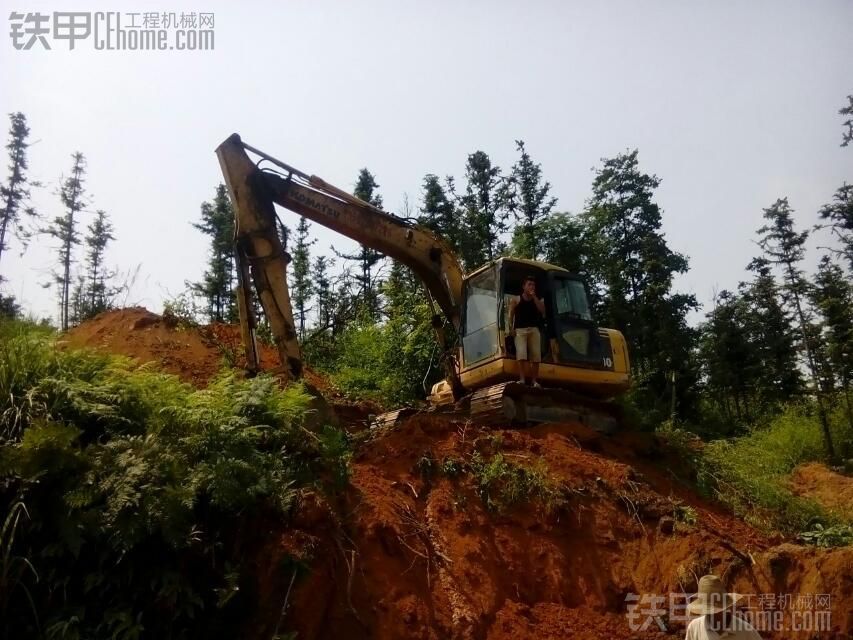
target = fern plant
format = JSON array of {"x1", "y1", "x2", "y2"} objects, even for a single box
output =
[{"x1": 0, "y1": 319, "x2": 348, "y2": 640}]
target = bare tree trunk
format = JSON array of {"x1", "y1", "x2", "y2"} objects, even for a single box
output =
[
  {"x1": 62, "y1": 225, "x2": 72, "y2": 330},
  {"x1": 843, "y1": 378, "x2": 853, "y2": 433},
  {"x1": 0, "y1": 192, "x2": 12, "y2": 268}
]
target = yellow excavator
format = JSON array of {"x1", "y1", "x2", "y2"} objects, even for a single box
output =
[{"x1": 216, "y1": 134, "x2": 631, "y2": 430}]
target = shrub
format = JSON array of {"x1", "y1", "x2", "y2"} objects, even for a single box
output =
[
  {"x1": 310, "y1": 307, "x2": 442, "y2": 408},
  {"x1": 0, "y1": 319, "x2": 347, "y2": 639},
  {"x1": 470, "y1": 452, "x2": 565, "y2": 514},
  {"x1": 798, "y1": 523, "x2": 853, "y2": 548}
]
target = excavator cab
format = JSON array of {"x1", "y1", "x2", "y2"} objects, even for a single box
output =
[{"x1": 445, "y1": 257, "x2": 630, "y2": 409}]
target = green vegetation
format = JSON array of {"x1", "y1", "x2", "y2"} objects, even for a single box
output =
[
  {"x1": 470, "y1": 452, "x2": 565, "y2": 514},
  {"x1": 689, "y1": 401, "x2": 852, "y2": 542},
  {"x1": 0, "y1": 319, "x2": 348, "y2": 639},
  {"x1": 672, "y1": 502, "x2": 698, "y2": 529},
  {"x1": 413, "y1": 443, "x2": 565, "y2": 515},
  {"x1": 308, "y1": 291, "x2": 441, "y2": 407},
  {"x1": 799, "y1": 523, "x2": 853, "y2": 548},
  {"x1": 440, "y1": 457, "x2": 464, "y2": 478}
]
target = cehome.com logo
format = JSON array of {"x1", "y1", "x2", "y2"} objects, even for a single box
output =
[{"x1": 9, "y1": 11, "x2": 215, "y2": 51}]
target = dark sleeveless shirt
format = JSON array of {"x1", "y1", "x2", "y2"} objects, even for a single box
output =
[{"x1": 515, "y1": 296, "x2": 542, "y2": 329}]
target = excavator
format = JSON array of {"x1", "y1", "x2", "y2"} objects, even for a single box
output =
[{"x1": 215, "y1": 133, "x2": 631, "y2": 431}]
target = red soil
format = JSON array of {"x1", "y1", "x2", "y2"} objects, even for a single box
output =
[
  {"x1": 250, "y1": 416, "x2": 853, "y2": 640},
  {"x1": 63, "y1": 307, "x2": 377, "y2": 422},
  {"x1": 789, "y1": 462, "x2": 853, "y2": 520},
  {"x1": 64, "y1": 309, "x2": 853, "y2": 640}
]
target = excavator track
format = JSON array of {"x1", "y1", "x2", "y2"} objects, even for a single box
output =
[
  {"x1": 372, "y1": 382, "x2": 622, "y2": 432},
  {"x1": 468, "y1": 384, "x2": 518, "y2": 425},
  {"x1": 470, "y1": 382, "x2": 620, "y2": 432},
  {"x1": 370, "y1": 408, "x2": 418, "y2": 430}
]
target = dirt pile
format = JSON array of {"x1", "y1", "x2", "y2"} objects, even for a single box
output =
[
  {"x1": 64, "y1": 307, "x2": 243, "y2": 385},
  {"x1": 250, "y1": 416, "x2": 852, "y2": 640},
  {"x1": 789, "y1": 462, "x2": 853, "y2": 520},
  {"x1": 63, "y1": 307, "x2": 375, "y2": 422}
]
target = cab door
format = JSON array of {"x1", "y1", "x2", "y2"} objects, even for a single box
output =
[{"x1": 546, "y1": 273, "x2": 615, "y2": 370}]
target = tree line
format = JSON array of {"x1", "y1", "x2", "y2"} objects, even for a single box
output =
[
  {"x1": 0, "y1": 113, "x2": 120, "y2": 328},
  {"x1": 4, "y1": 92, "x2": 849, "y2": 446}
]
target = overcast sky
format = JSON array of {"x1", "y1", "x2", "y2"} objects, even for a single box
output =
[{"x1": 2, "y1": 0, "x2": 851, "y2": 324}]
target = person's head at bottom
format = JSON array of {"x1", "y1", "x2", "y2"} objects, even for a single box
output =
[{"x1": 688, "y1": 575, "x2": 750, "y2": 634}]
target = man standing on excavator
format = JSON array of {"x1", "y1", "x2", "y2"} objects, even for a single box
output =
[{"x1": 508, "y1": 276, "x2": 546, "y2": 388}]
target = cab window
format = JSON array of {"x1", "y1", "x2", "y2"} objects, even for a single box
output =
[
  {"x1": 554, "y1": 278, "x2": 592, "y2": 321},
  {"x1": 463, "y1": 268, "x2": 498, "y2": 364}
]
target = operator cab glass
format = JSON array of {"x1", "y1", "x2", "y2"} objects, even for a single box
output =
[
  {"x1": 461, "y1": 266, "x2": 499, "y2": 365},
  {"x1": 552, "y1": 278, "x2": 592, "y2": 322},
  {"x1": 548, "y1": 274, "x2": 605, "y2": 365}
]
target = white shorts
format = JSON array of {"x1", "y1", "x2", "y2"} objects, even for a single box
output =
[{"x1": 514, "y1": 327, "x2": 541, "y2": 363}]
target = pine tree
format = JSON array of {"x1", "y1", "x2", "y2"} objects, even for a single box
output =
[
  {"x1": 419, "y1": 174, "x2": 460, "y2": 251},
  {"x1": 46, "y1": 152, "x2": 86, "y2": 331},
  {"x1": 85, "y1": 210, "x2": 115, "y2": 315},
  {"x1": 757, "y1": 198, "x2": 836, "y2": 458},
  {"x1": 698, "y1": 258, "x2": 807, "y2": 429},
  {"x1": 73, "y1": 209, "x2": 116, "y2": 322},
  {"x1": 535, "y1": 212, "x2": 588, "y2": 273},
  {"x1": 840, "y1": 93, "x2": 853, "y2": 147},
  {"x1": 383, "y1": 260, "x2": 420, "y2": 321},
  {"x1": 817, "y1": 184, "x2": 853, "y2": 272},
  {"x1": 334, "y1": 169, "x2": 383, "y2": 320},
  {"x1": 312, "y1": 255, "x2": 334, "y2": 331},
  {"x1": 585, "y1": 150, "x2": 698, "y2": 420},
  {"x1": 812, "y1": 255, "x2": 853, "y2": 428},
  {"x1": 190, "y1": 184, "x2": 236, "y2": 323},
  {"x1": 702, "y1": 291, "x2": 752, "y2": 424},
  {"x1": 331, "y1": 269, "x2": 359, "y2": 334},
  {"x1": 741, "y1": 258, "x2": 803, "y2": 406},
  {"x1": 506, "y1": 140, "x2": 557, "y2": 260},
  {"x1": 459, "y1": 151, "x2": 507, "y2": 269},
  {"x1": 291, "y1": 216, "x2": 315, "y2": 339},
  {"x1": 0, "y1": 112, "x2": 38, "y2": 277},
  {"x1": 385, "y1": 193, "x2": 423, "y2": 319},
  {"x1": 69, "y1": 273, "x2": 88, "y2": 326},
  {"x1": 0, "y1": 292, "x2": 20, "y2": 318}
]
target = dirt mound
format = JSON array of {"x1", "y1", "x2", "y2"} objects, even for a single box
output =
[
  {"x1": 247, "y1": 416, "x2": 852, "y2": 640},
  {"x1": 63, "y1": 307, "x2": 377, "y2": 423},
  {"x1": 63, "y1": 307, "x2": 244, "y2": 386},
  {"x1": 789, "y1": 462, "x2": 853, "y2": 520}
]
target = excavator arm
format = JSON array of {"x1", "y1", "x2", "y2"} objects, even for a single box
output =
[{"x1": 215, "y1": 133, "x2": 465, "y2": 392}]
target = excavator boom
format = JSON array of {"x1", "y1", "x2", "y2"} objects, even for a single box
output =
[{"x1": 216, "y1": 133, "x2": 464, "y2": 386}]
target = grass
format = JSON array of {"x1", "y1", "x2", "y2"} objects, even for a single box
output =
[
  {"x1": 692, "y1": 401, "x2": 853, "y2": 540},
  {"x1": 470, "y1": 452, "x2": 566, "y2": 514}
]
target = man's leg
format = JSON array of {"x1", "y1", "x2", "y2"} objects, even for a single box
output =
[
  {"x1": 530, "y1": 329, "x2": 542, "y2": 387},
  {"x1": 514, "y1": 330, "x2": 527, "y2": 383}
]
